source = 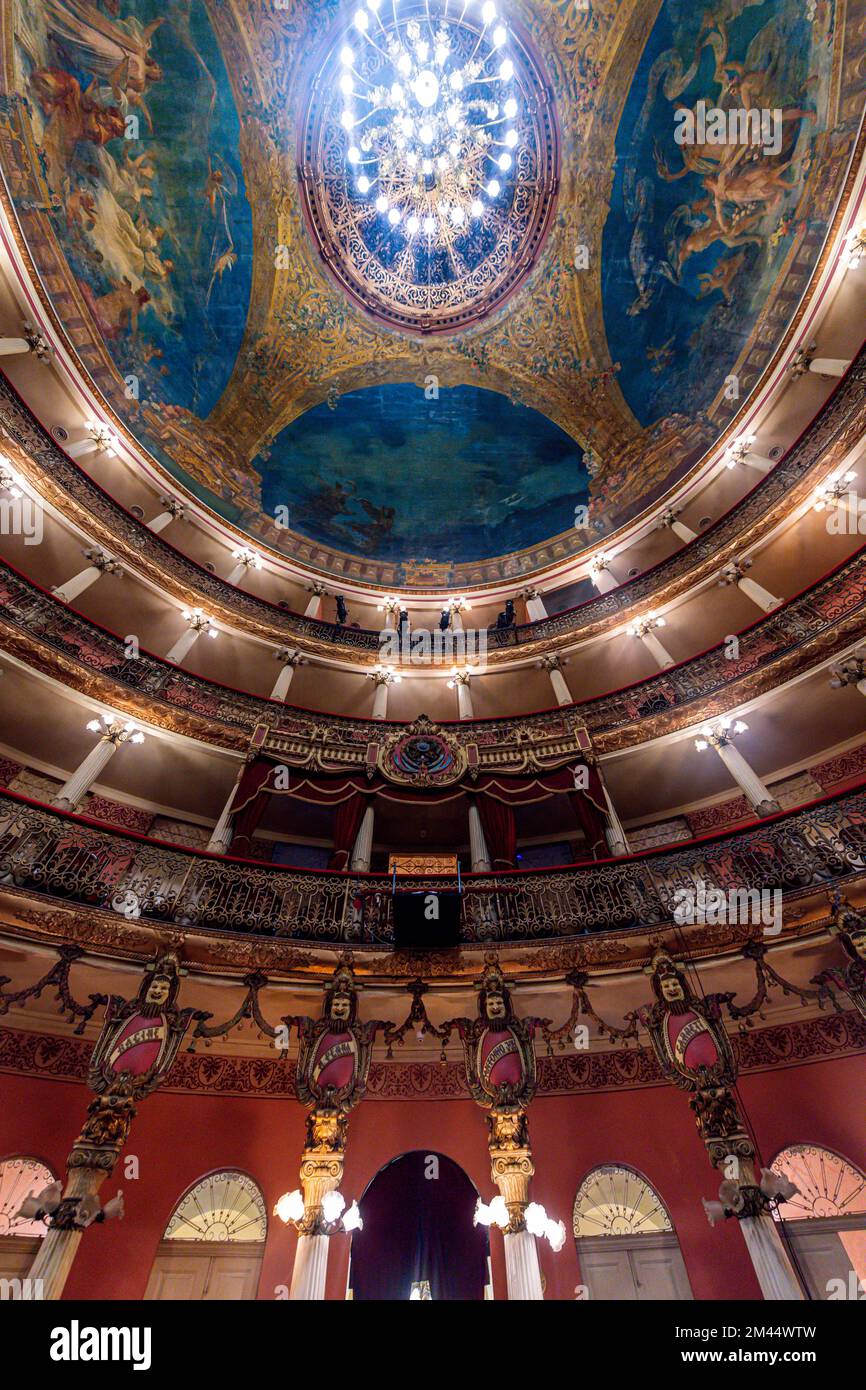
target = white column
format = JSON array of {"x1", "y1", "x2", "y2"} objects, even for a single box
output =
[
  {"x1": 810, "y1": 357, "x2": 850, "y2": 378},
  {"x1": 227, "y1": 549, "x2": 262, "y2": 587},
  {"x1": 720, "y1": 562, "x2": 781, "y2": 612},
  {"x1": 538, "y1": 656, "x2": 571, "y2": 706},
  {"x1": 631, "y1": 621, "x2": 674, "y2": 669},
  {"x1": 371, "y1": 678, "x2": 390, "y2": 720},
  {"x1": 52, "y1": 550, "x2": 120, "y2": 603},
  {"x1": 305, "y1": 584, "x2": 329, "y2": 619},
  {"x1": 51, "y1": 718, "x2": 144, "y2": 813},
  {"x1": 739, "y1": 577, "x2": 782, "y2": 613},
  {"x1": 740, "y1": 453, "x2": 774, "y2": 473},
  {"x1": 270, "y1": 649, "x2": 302, "y2": 702},
  {"x1": 600, "y1": 780, "x2": 629, "y2": 857},
  {"x1": 520, "y1": 588, "x2": 548, "y2": 622},
  {"x1": 468, "y1": 802, "x2": 491, "y2": 873},
  {"x1": 165, "y1": 626, "x2": 200, "y2": 665},
  {"x1": 51, "y1": 738, "x2": 119, "y2": 813},
  {"x1": 714, "y1": 741, "x2": 780, "y2": 816},
  {"x1": 0, "y1": 326, "x2": 51, "y2": 361},
  {"x1": 166, "y1": 611, "x2": 215, "y2": 665},
  {"x1": 503, "y1": 1230, "x2": 544, "y2": 1301},
  {"x1": 206, "y1": 767, "x2": 244, "y2": 854},
  {"x1": 739, "y1": 1216, "x2": 805, "y2": 1301},
  {"x1": 147, "y1": 498, "x2": 185, "y2": 533},
  {"x1": 450, "y1": 671, "x2": 474, "y2": 719},
  {"x1": 289, "y1": 1233, "x2": 330, "y2": 1301},
  {"x1": 0, "y1": 337, "x2": 32, "y2": 356},
  {"x1": 349, "y1": 804, "x2": 375, "y2": 873},
  {"x1": 660, "y1": 510, "x2": 697, "y2": 544},
  {"x1": 449, "y1": 603, "x2": 466, "y2": 633},
  {"x1": 589, "y1": 561, "x2": 618, "y2": 594}
]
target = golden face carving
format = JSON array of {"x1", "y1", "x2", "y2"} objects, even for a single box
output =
[
  {"x1": 485, "y1": 992, "x2": 506, "y2": 1021},
  {"x1": 145, "y1": 976, "x2": 171, "y2": 1007},
  {"x1": 330, "y1": 991, "x2": 351, "y2": 1022},
  {"x1": 849, "y1": 928, "x2": 866, "y2": 962},
  {"x1": 660, "y1": 974, "x2": 685, "y2": 1004}
]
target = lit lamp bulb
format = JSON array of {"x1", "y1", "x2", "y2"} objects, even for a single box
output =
[
  {"x1": 488, "y1": 1195, "x2": 509, "y2": 1228},
  {"x1": 343, "y1": 1201, "x2": 364, "y2": 1232},
  {"x1": 274, "y1": 1190, "x2": 305, "y2": 1225},
  {"x1": 322, "y1": 1190, "x2": 346, "y2": 1224}
]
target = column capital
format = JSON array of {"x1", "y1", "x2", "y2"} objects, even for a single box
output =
[
  {"x1": 307, "y1": 581, "x2": 330, "y2": 598},
  {"x1": 829, "y1": 654, "x2": 866, "y2": 688},
  {"x1": 718, "y1": 557, "x2": 751, "y2": 586},
  {"x1": 377, "y1": 594, "x2": 404, "y2": 615},
  {"x1": 368, "y1": 665, "x2": 400, "y2": 688},
  {"x1": 82, "y1": 547, "x2": 121, "y2": 576},
  {"x1": 517, "y1": 585, "x2": 540, "y2": 600},
  {"x1": 22, "y1": 321, "x2": 54, "y2": 364},
  {"x1": 694, "y1": 717, "x2": 748, "y2": 751},
  {"x1": 86, "y1": 714, "x2": 145, "y2": 747},
  {"x1": 230, "y1": 546, "x2": 263, "y2": 571},
  {"x1": 658, "y1": 507, "x2": 681, "y2": 529},
  {"x1": 274, "y1": 646, "x2": 305, "y2": 667},
  {"x1": 788, "y1": 340, "x2": 816, "y2": 377},
  {"x1": 488, "y1": 1109, "x2": 534, "y2": 1232},
  {"x1": 589, "y1": 553, "x2": 610, "y2": 574},
  {"x1": 447, "y1": 668, "x2": 472, "y2": 688},
  {"x1": 627, "y1": 612, "x2": 665, "y2": 639},
  {"x1": 536, "y1": 653, "x2": 567, "y2": 673},
  {"x1": 158, "y1": 496, "x2": 187, "y2": 520},
  {"x1": 181, "y1": 606, "x2": 216, "y2": 635}
]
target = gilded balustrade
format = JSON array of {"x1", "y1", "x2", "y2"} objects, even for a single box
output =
[{"x1": 1, "y1": 787, "x2": 865, "y2": 946}]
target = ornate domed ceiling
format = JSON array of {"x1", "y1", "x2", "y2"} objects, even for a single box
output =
[{"x1": 1, "y1": 0, "x2": 863, "y2": 587}]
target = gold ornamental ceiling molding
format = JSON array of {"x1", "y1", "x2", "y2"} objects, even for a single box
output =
[{"x1": 0, "y1": 1, "x2": 863, "y2": 591}]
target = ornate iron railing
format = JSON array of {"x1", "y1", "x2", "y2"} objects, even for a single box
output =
[
  {"x1": 1, "y1": 786, "x2": 865, "y2": 945},
  {"x1": 2, "y1": 540, "x2": 865, "y2": 744},
  {"x1": 0, "y1": 350, "x2": 864, "y2": 654}
]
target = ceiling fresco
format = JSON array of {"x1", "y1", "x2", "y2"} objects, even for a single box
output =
[
  {"x1": 0, "y1": 0, "x2": 863, "y2": 588},
  {"x1": 258, "y1": 383, "x2": 588, "y2": 565}
]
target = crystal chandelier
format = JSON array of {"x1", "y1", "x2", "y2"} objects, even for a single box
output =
[{"x1": 342, "y1": 0, "x2": 522, "y2": 243}]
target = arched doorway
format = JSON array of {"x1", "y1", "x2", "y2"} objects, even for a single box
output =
[
  {"x1": 573, "y1": 1164, "x2": 693, "y2": 1301},
  {"x1": 144, "y1": 1170, "x2": 267, "y2": 1301},
  {"x1": 770, "y1": 1144, "x2": 866, "y2": 1299},
  {"x1": 0, "y1": 1155, "x2": 55, "y2": 1287},
  {"x1": 349, "y1": 1151, "x2": 491, "y2": 1300}
]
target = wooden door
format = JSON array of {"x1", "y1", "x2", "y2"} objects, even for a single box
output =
[{"x1": 144, "y1": 1240, "x2": 263, "y2": 1300}]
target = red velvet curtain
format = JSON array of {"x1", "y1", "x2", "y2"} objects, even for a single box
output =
[
  {"x1": 476, "y1": 793, "x2": 516, "y2": 870},
  {"x1": 328, "y1": 791, "x2": 367, "y2": 870},
  {"x1": 230, "y1": 760, "x2": 274, "y2": 856},
  {"x1": 569, "y1": 760, "x2": 609, "y2": 859}
]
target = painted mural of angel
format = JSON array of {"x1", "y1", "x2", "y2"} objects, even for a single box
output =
[{"x1": 44, "y1": 0, "x2": 165, "y2": 129}]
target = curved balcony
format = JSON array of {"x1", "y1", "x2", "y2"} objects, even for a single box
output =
[
  {"x1": 1, "y1": 346, "x2": 865, "y2": 662},
  {"x1": 2, "y1": 539, "x2": 864, "y2": 755},
  {"x1": 1, "y1": 784, "x2": 864, "y2": 948}
]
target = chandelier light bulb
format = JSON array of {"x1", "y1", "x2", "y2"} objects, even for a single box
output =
[
  {"x1": 343, "y1": 1201, "x2": 364, "y2": 1233},
  {"x1": 357, "y1": 175, "x2": 371, "y2": 193},
  {"x1": 86, "y1": 719, "x2": 103, "y2": 733},
  {"x1": 388, "y1": 207, "x2": 401, "y2": 224},
  {"x1": 332, "y1": 0, "x2": 526, "y2": 250}
]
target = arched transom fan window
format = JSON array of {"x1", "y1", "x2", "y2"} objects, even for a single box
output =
[
  {"x1": 0, "y1": 1156, "x2": 55, "y2": 1238},
  {"x1": 770, "y1": 1145, "x2": 866, "y2": 1222},
  {"x1": 573, "y1": 1165, "x2": 673, "y2": 1239},
  {"x1": 164, "y1": 1171, "x2": 267, "y2": 1244}
]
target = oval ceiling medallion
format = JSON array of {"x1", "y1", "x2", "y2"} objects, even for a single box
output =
[{"x1": 299, "y1": 0, "x2": 559, "y2": 334}]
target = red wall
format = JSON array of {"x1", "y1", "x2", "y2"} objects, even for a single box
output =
[{"x1": 0, "y1": 1051, "x2": 863, "y2": 1300}]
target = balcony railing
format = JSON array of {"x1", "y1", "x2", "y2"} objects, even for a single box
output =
[
  {"x1": 2, "y1": 539, "x2": 865, "y2": 745},
  {"x1": 1, "y1": 786, "x2": 864, "y2": 946},
  {"x1": 0, "y1": 349, "x2": 864, "y2": 653}
]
